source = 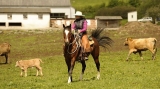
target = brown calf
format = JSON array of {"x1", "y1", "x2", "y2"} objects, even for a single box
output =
[
  {"x1": 124, "y1": 37, "x2": 157, "y2": 61},
  {"x1": 0, "y1": 42, "x2": 11, "y2": 64},
  {"x1": 15, "y1": 58, "x2": 43, "y2": 77}
]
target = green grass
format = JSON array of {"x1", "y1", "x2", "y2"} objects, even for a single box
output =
[
  {"x1": 120, "y1": 19, "x2": 128, "y2": 26},
  {"x1": 71, "y1": 0, "x2": 129, "y2": 8},
  {"x1": 0, "y1": 29, "x2": 160, "y2": 89},
  {"x1": 71, "y1": 0, "x2": 109, "y2": 8}
]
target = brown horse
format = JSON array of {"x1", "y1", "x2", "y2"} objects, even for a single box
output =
[{"x1": 63, "y1": 24, "x2": 113, "y2": 83}]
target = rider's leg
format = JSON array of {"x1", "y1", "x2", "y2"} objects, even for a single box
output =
[{"x1": 81, "y1": 33, "x2": 91, "y2": 60}]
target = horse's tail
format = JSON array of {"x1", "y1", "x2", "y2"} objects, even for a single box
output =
[{"x1": 91, "y1": 28, "x2": 113, "y2": 49}]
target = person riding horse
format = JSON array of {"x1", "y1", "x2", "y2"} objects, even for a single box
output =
[{"x1": 71, "y1": 11, "x2": 91, "y2": 61}]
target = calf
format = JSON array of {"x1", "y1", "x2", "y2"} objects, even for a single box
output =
[
  {"x1": 15, "y1": 58, "x2": 43, "y2": 77},
  {"x1": 124, "y1": 37, "x2": 157, "y2": 61},
  {"x1": 0, "y1": 42, "x2": 11, "y2": 64}
]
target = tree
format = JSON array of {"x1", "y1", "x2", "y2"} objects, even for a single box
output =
[
  {"x1": 146, "y1": 4, "x2": 160, "y2": 23},
  {"x1": 108, "y1": 0, "x2": 119, "y2": 7},
  {"x1": 95, "y1": 6, "x2": 136, "y2": 19},
  {"x1": 138, "y1": 0, "x2": 160, "y2": 18},
  {"x1": 128, "y1": 0, "x2": 140, "y2": 7}
]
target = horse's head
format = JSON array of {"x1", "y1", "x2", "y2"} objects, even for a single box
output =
[{"x1": 63, "y1": 24, "x2": 72, "y2": 45}]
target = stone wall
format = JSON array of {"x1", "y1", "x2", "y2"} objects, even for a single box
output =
[{"x1": 50, "y1": 19, "x2": 97, "y2": 30}]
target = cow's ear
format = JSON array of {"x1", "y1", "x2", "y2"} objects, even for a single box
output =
[
  {"x1": 63, "y1": 24, "x2": 65, "y2": 28},
  {"x1": 128, "y1": 37, "x2": 132, "y2": 41}
]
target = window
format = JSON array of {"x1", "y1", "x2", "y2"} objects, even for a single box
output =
[
  {"x1": 0, "y1": 22, "x2": 6, "y2": 26},
  {"x1": 38, "y1": 14, "x2": 43, "y2": 19},
  {"x1": 8, "y1": 14, "x2": 12, "y2": 19},
  {"x1": 131, "y1": 15, "x2": 133, "y2": 18},
  {"x1": 23, "y1": 14, "x2": 27, "y2": 19},
  {"x1": 9, "y1": 22, "x2": 22, "y2": 26},
  {"x1": 50, "y1": 13, "x2": 65, "y2": 18}
]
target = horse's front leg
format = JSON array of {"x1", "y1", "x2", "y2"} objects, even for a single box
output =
[
  {"x1": 79, "y1": 60, "x2": 86, "y2": 81},
  {"x1": 68, "y1": 58, "x2": 75, "y2": 83}
]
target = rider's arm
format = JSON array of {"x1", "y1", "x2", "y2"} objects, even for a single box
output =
[
  {"x1": 80, "y1": 20, "x2": 87, "y2": 33},
  {"x1": 71, "y1": 23, "x2": 75, "y2": 31}
]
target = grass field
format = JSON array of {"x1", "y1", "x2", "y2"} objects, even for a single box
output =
[{"x1": 0, "y1": 29, "x2": 160, "y2": 89}]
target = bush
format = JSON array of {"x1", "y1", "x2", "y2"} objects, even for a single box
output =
[
  {"x1": 120, "y1": 19, "x2": 128, "y2": 26},
  {"x1": 157, "y1": 22, "x2": 160, "y2": 25},
  {"x1": 75, "y1": 3, "x2": 106, "y2": 18},
  {"x1": 95, "y1": 6, "x2": 136, "y2": 19}
]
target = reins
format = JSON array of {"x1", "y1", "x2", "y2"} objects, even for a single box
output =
[{"x1": 67, "y1": 33, "x2": 81, "y2": 54}]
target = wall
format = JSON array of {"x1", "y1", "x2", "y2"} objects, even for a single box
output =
[
  {"x1": 50, "y1": 19, "x2": 97, "y2": 30},
  {"x1": 97, "y1": 20, "x2": 120, "y2": 28},
  {"x1": 50, "y1": 7, "x2": 75, "y2": 18},
  {"x1": 0, "y1": 13, "x2": 50, "y2": 29},
  {"x1": 128, "y1": 11, "x2": 137, "y2": 22}
]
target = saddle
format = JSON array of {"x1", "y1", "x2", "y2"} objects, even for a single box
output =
[
  {"x1": 88, "y1": 36, "x2": 94, "y2": 45},
  {"x1": 76, "y1": 35, "x2": 94, "y2": 46}
]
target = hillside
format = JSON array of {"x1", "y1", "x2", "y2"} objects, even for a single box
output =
[
  {"x1": 71, "y1": 0, "x2": 109, "y2": 8},
  {"x1": 71, "y1": 0, "x2": 128, "y2": 8}
]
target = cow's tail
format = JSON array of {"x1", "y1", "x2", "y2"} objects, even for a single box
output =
[
  {"x1": 153, "y1": 38, "x2": 157, "y2": 59},
  {"x1": 153, "y1": 38, "x2": 157, "y2": 49},
  {"x1": 91, "y1": 28, "x2": 113, "y2": 50}
]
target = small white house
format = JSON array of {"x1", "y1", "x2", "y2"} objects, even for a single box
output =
[
  {"x1": 128, "y1": 11, "x2": 137, "y2": 22},
  {"x1": 0, "y1": 0, "x2": 75, "y2": 29}
]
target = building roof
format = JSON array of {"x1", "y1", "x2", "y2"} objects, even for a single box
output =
[
  {"x1": 0, "y1": 0, "x2": 71, "y2": 7},
  {"x1": 95, "y1": 16, "x2": 123, "y2": 20},
  {"x1": 0, "y1": 8, "x2": 50, "y2": 13}
]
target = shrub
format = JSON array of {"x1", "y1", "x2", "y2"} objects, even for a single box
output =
[{"x1": 95, "y1": 6, "x2": 136, "y2": 19}]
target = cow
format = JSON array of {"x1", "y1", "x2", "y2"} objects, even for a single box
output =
[
  {"x1": 0, "y1": 42, "x2": 11, "y2": 64},
  {"x1": 15, "y1": 58, "x2": 43, "y2": 77},
  {"x1": 124, "y1": 37, "x2": 157, "y2": 61}
]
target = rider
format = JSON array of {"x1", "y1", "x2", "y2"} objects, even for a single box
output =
[{"x1": 71, "y1": 11, "x2": 91, "y2": 60}]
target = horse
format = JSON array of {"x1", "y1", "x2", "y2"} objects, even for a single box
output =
[{"x1": 63, "y1": 24, "x2": 113, "y2": 83}]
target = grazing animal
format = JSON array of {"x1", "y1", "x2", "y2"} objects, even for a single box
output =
[
  {"x1": 0, "y1": 42, "x2": 11, "y2": 64},
  {"x1": 63, "y1": 24, "x2": 113, "y2": 83},
  {"x1": 124, "y1": 37, "x2": 157, "y2": 61},
  {"x1": 15, "y1": 58, "x2": 43, "y2": 77}
]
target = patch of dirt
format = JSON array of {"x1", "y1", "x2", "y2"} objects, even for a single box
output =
[
  {"x1": 110, "y1": 21, "x2": 160, "y2": 52},
  {"x1": 118, "y1": 21, "x2": 160, "y2": 37}
]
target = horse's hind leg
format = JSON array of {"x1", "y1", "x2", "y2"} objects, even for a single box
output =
[
  {"x1": 79, "y1": 60, "x2": 86, "y2": 81},
  {"x1": 95, "y1": 57, "x2": 100, "y2": 80},
  {"x1": 92, "y1": 53, "x2": 100, "y2": 80}
]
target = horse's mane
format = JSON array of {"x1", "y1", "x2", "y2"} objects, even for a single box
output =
[{"x1": 91, "y1": 28, "x2": 113, "y2": 49}]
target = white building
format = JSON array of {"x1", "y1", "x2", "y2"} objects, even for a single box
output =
[
  {"x1": 128, "y1": 11, "x2": 137, "y2": 22},
  {"x1": 0, "y1": 0, "x2": 75, "y2": 29}
]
